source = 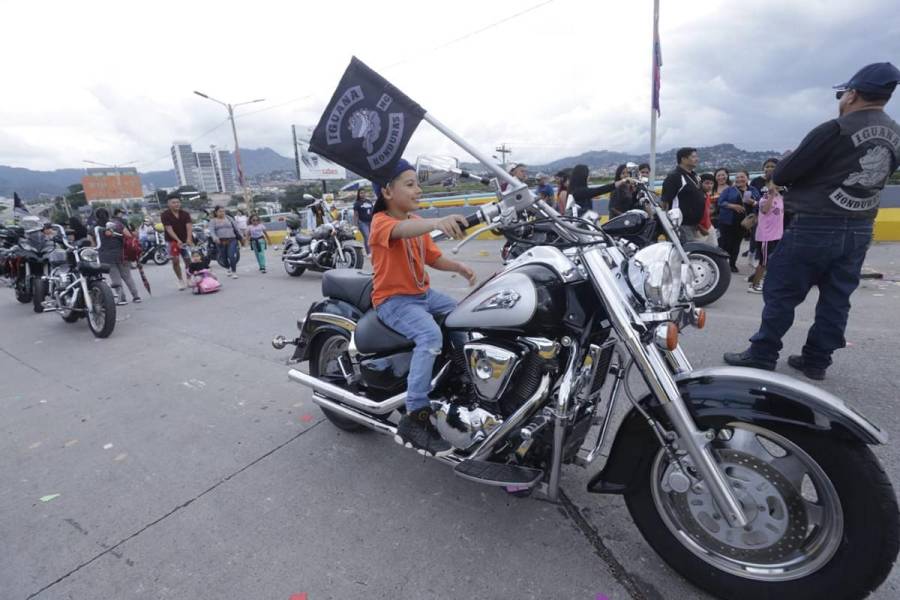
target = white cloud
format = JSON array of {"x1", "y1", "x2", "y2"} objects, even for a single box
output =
[{"x1": 0, "y1": 0, "x2": 898, "y2": 172}]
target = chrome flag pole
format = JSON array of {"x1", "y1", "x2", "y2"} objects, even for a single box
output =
[{"x1": 648, "y1": 0, "x2": 661, "y2": 185}]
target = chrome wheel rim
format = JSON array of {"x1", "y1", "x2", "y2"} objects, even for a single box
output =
[
  {"x1": 689, "y1": 253, "x2": 719, "y2": 296},
  {"x1": 650, "y1": 423, "x2": 843, "y2": 582},
  {"x1": 317, "y1": 335, "x2": 347, "y2": 377},
  {"x1": 333, "y1": 249, "x2": 354, "y2": 269},
  {"x1": 87, "y1": 286, "x2": 106, "y2": 331}
]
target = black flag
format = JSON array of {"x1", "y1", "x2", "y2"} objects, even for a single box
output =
[
  {"x1": 309, "y1": 57, "x2": 425, "y2": 184},
  {"x1": 13, "y1": 192, "x2": 29, "y2": 216}
]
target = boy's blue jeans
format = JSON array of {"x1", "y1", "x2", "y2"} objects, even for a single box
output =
[{"x1": 376, "y1": 289, "x2": 458, "y2": 412}]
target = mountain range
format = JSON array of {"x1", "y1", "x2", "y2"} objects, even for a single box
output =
[{"x1": 2, "y1": 143, "x2": 779, "y2": 199}]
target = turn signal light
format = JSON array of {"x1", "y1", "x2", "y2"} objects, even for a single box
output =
[
  {"x1": 654, "y1": 323, "x2": 679, "y2": 351},
  {"x1": 695, "y1": 308, "x2": 706, "y2": 330}
]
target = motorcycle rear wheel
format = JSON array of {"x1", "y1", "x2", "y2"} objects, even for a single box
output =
[
  {"x1": 15, "y1": 273, "x2": 32, "y2": 303},
  {"x1": 86, "y1": 281, "x2": 117, "y2": 338},
  {"x1": 625, "y1": 422, "x2": 899, "y2": 600},
  {"x1": 310, "y1": 332, "x2": 367, "y2": 432},
  {"x1": 284, "y1": 258, "x2": 305, "y2": 277}
]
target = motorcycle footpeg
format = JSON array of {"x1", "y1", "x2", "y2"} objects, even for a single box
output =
[{"x1": 453, "y1": 459, "x2": 543, "y2": 488}]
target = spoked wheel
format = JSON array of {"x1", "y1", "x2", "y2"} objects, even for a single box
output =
[
  {"x1": 153, "y1": 246, "x2": 170, "y2": 265},
  {"x1": 688, "y1": 251, "x2": 730, "y2": 307},
  {"x1": 86, "y1": 281, "x2": 116, "y2": 338},
  {"x1": 333, "y1": 248, "x2": 359, "y2": 270},
  {"x1": 625, "y1": 422, "x2": 899, "y2": 600},
  {"x1": 310, "y1": 332, "x2": 366, "y2": 432}
]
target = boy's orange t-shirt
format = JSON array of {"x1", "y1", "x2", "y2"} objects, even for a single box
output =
[{"x1": 369, "y1": 212, "x2": 442, "y2": 307}]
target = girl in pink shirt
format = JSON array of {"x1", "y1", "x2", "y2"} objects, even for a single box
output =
[{"x1": 749, "y1": 179, "x2": 784, "y2": 293}]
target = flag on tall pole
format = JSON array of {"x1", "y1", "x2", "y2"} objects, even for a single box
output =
[
  {"x1": 652, "y1": 2, "x2": 662, "y2": 116},
  {"x1": 309, "y1": 57, "x2": 426, "y2": 184},
  {"x1": 648, "y1": 0, "x2": 661, "y2": 185}
]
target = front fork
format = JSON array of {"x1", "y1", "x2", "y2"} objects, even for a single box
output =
[{"x1": 581, "y1": 249, "x2": 748, "y2": 528}]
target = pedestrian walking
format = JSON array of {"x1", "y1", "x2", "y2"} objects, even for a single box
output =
[
  {"x1": 353, "y1": 189, "x2": 374, "y2": 256},
  {"x1": 209, "y1": 205, "x2": 243, "y2": 278},
  {"x1": 717, "y1": 170, "x2": 759, "y2": 272},
  {"x1": 247, "y1": 214, "x2": 271, "y2": 273},
  {"x1": 93, "y1": 208, "x2": 142, "y2": 305},
  {"x1": 234, "y1": 209, "x2": 249, "y2": 247},
  {"x1": 747, "y1": 177, "x2": 784, "y2": 293},
  {"x1": 609, "y1": 164, "x2": 637, "y2": 217},
  {"x1": 160, "y1": 193, "x2": 194, "y2": 290},
  {"x1": 661, "y1": 148, "x2": 707, "y2": 240},
  {"x1": 725, "y1": 62, "x2": 900, "y2": 380},
  {"x1": 698, "y1": 173, "x2": 718, "y2": 245},
  {"x1": 138, "y1": 217, "x2": 155, "y2": 252}
]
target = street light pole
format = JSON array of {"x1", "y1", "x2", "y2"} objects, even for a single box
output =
[{"x1": 193, "y1": 91, "x2": 264, "y2": 213}]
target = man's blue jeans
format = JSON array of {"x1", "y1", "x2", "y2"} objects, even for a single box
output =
[
  {"x1": 749, "y1": 215, "x2": 873, "y2": 369},
  {"x1": 376, "y1": 289, "x2": 457, "y2": 412}
]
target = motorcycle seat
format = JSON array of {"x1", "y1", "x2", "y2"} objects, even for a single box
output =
[
  {"x1": 322, "y1": 269, "x2": 373, "y2": 311},
  {"x1": 355, "y1": 309, "x2": 414, "y2": 354},
  {"x1": 294, "y1": 235, "x2": 313, "y2": 245}
]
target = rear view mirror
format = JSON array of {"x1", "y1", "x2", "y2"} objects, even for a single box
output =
[
  {"x1": 416, "y1": 155, "x2": 461, "y2": 187},
  {"x1": 626, "y1": 162, "x2": 639, "y2": 170},
  {"x1": 303, "y1": 194, "x2": 316, "y2": 201}
]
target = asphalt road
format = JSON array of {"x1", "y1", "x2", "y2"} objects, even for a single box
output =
[{"x1": 2, "y1": 240, "x2": 899, "y2": 600}]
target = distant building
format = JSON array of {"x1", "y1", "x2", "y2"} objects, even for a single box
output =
[
  {"x1": 170, "y1": 142, "x2": 237, "y2": 194},
  {"x1": 81, "y1": 167, "x2": 143, "y2": 204}
]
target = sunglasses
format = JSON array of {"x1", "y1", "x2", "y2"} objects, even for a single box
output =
[{"x1": 835, "y1": 90, "x2": 847, "y2": 100}]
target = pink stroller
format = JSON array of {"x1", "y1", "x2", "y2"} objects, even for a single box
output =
[{"x1": 188, "y1": 254, "x2": 221, "y2": 295}]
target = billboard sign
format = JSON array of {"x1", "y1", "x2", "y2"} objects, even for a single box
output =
[{"x1": 293, "y1": 125, "x2": 346, "y2": 180}]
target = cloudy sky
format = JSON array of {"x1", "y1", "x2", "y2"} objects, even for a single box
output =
[{"x1": 2, "y1": 0, "x2": 898, "y2": 172}]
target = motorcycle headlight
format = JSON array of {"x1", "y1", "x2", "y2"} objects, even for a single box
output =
[
  {"x1": 627, "y1": 242, "x2": 684, "y2": 308},
  {"x1": 667, "y1": 207, "x2": 683, "y2": 228},
  {"x1": 79, "y1": 248, "x2": 100, "y2": 265}
]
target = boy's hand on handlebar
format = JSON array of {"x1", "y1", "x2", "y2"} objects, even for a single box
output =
[{"x1": 435, "y1": 214, "x2": 468, "y2": 240}]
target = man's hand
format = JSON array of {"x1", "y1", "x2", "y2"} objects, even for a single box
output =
[
  {"x1": 732, "y1": 204, "x2": 746, "y2": 214},
  {"x1": 434, "y1": 214, "x2": 468, "y2": 240},
  {"x1": 457, "y1": 263, "x2": 477, "y2": 286}
]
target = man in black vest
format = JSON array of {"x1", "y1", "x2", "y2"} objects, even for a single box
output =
[
  {"x1": 725, "y1": 62, "x2": 900, "y2": 380},
  {"x1": 661, "y1": 147, "x2": 707, "y2": 240}
]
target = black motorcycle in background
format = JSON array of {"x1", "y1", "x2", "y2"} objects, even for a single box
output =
[
  {"x1": 502, "y1": 170, "x2": 731, "y2": 307},
  {"x1": 32, "y1": 225, "x2": 117, "y2": 338},
  {"x1": 282, "y1": 194, "x2": 364, "y2": 277},
  {"x1": 1, "y1": 217, "x2": 55, "y2": 304},
  {"x1": 138, "y1": 229, "x2": 170, "y2": 265}
]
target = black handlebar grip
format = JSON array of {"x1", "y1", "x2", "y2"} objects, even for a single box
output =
[{"x1": 464, "y1": 211, "x2": 482, "y2": 229}]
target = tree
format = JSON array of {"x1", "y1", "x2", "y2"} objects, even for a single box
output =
[
  {"x1": 65, "y1": 184, "x2": 88, "y2": 211},
  {"x1": 280, "y1": 183, "x2": 318, "y2": 212}
]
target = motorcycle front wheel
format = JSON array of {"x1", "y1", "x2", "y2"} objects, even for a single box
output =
[
  {"x1": 15, "y1": 273, "x2": 32, "y2": 303},
  {"x1": 625, "y1": 422, "x2": 899, "y2": 600},
  {"x1": 688, "y1": 250, "x2": 730, "y2": 307},
  {"x1": 153, "y1": 246, "x2": 170, "y2": 265},
  {"x1": 32, "y1": 278, "x2": 47, "y2": 313},
  {"x1": 86, "y1": 280, "x2": 116, "y2": 338}
]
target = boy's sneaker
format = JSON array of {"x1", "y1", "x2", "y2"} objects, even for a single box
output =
[
  {"x1": 394, "y1": 407, "x2": 452, "y2": 457},
  {"x1": 747, "y1": 283, "x2": 763, "y2": 294},
  {"x1": 133, "y1": 297, "x2": 142, "y2": 304},
  {"x1": 116, "y1": 298, "x2": 128, "y2": 306}
]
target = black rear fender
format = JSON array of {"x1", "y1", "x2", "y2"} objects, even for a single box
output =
[
  {"x1": 587, "y1": 366, "x2": 886, "y2": 495},
  {"x1": 683, "y1": 241, "x2": 729, "y2": 258},
  {"x1": 291, "y1": 298, "x2": 363, "y2": 362}
]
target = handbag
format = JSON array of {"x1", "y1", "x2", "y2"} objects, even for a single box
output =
[{"x1": 740, "y1": 213, "x2": 758, "y2": 231}]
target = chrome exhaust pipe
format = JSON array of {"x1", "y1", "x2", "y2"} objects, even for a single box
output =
[
  {"x1": 312, "y1": 393, "x2": 398, "y2": 435},
  {"x1": 287, "y1": 363, "x2": 449, "y2": 416},
  {"x1": 288, "y1": 368, "x2": 405, "y2": 415}
]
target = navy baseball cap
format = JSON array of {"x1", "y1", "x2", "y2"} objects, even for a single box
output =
[
  {"x1": 834, "y1": 62, "x2": 900, "y2": 97},
  {"x1": 371, "y1": 158, "x2": 415, "y2": 211}
]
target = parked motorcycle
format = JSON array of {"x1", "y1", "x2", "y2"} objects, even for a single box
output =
[
  {"x1": 281, "y1": 194, "x2": 364, "y2": 277},
  {"x1": 139, "y1": 229, "x2": 170, "y2": 265},
  {"x1": 274, "y1": 141, "x2": 898, "y2": 600},
  {"x1": 3, "y1": 216, "x2": 55, "y2": 304},
  {"x1": 32, "y1": 225, "x2": 116, "y2": 338},
  {"x1": 502, "y1": 166, "x2": 731, "y2": 307}
]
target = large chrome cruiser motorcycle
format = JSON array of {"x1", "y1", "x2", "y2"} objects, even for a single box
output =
[
  {"x1": 33, "y1": 225, "x2": 116, "y2": 338},
  {"x1": 282, "y1": 194, "x2": 364, "y2": 277},
  {"x1": 502, "y1": 167, "x2": 731, "y2": 307},
  {"x1": 274, "y1": 122, "x2": 897, "y2": 599}
]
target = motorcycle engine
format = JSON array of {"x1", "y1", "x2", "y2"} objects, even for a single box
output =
[{"x1": 431, "y1": 338, "x2": 556, "y2": 450}]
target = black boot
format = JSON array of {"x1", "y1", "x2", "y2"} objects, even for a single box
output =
[
  {"x1": 395, "y1": 407, "x2": 452, "y2": 457},
  {"x1": 723, "y1": 348, "x2": 776, "y2": 370},
  {"x1": 788, "y1": 355, "x2": 826, "y2": 381}
]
